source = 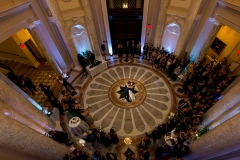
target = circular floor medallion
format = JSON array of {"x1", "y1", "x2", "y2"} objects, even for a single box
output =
[
  {"x1": 109, "y1": 79, "x2": 147, "y2": 109},
  {"x1": 84, "y1": 65, "x2": 173, "y2": 136}
]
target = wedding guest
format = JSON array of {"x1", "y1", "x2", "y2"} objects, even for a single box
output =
[
  {"x1": 19, "y1": 75, "x2": 37, "y2": 95},
  {"x1": 49, "y1": 130, "x2": 73, "y2": 146},
  {"x1": 139, "y1": 150, "x2": 150, "y2": 160},
  {"x1": 131, "y1": 40, "x2": 135, "y2": 57},
  {"x1": 137, "y1": 42, "x2": 141, "y2": 55},
  {"x1": 88, "y1": 51, "x2": 96, "y2": 65},
  {"x1": 148, "y1": 44, "x2": 154, "y2": 60},
  {"x1": 93, "y1": 150, "x2": 106, "y2": 160},
  {"x1": 155, "y1": 143, "x2": 172, "y2": 160},
  {"x1": 39, "y1": 84, "x2": 54, "y2": 97},
  {"x1": 57, "y1": 75, "x2": 75, "y2": 93},
  {"x1": 106, "y1": 153, "x2": 117, "y2": 160},
  {"x1": 110, "y1": 128, "x2": 119, "y2": 144},
  {"x1": 118, "y1": 43, "x2": 123, "y2": 57},
  {"x1": 143, "y1": 43, "x2": 149, "y2": 60},
  {"x1": 170, "y1": 66, "x2": 181, "y2": 81},
  {"x1": 80, "y1": 106, "x2": 94, "y2": 125},
  {"x1": 145, "y1": 126, "x2": 162, "y2": 142},
  {"x1": 48, "y1": 95, "x2": 65, "y2": 115}
]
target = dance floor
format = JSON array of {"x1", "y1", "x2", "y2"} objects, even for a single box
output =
[{"x1": 70, "y1": 56, "x2": 183, "y2": 138}]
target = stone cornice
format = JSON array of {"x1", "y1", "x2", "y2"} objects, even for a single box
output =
[
  {"x1": 218, "y1": 0, "x2": 240, "y2": 12},
  {"x1": 0, "y1": 1, "x2": 31, "y2": 18}
]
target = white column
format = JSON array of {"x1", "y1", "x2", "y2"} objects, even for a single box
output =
[
  {"x1": 45, "y1": 0, "x2": 79, "y2": 67},
  {"x1": 0, "y1": 73, "x2": 57, "y2": 131},
  {"x1": 80, "y1": 0, "x2": 101, "y2": 57},
  {"x1": 201, "y1": 81, "x2": 240, "y2": 129},
  {"x1": 153, "y1": 0, "x2": 168, "y2": 48},
  {"x1": 0, "y1": 101, "x2": 48, "y2": 134},
  {"x1": 0, "y1": 112, "x2": 70, "y2": 160},
  {"x1": 141, "y1": 0, "x2": 150, "y2": 52},
  {"x1": 185, "y1": 112, "x2": 240, "y2": 160},
  {"x1": 189, "y1": 18, "x2": 215, "y2": 61},
  {"x1": 101, "y1": 0, "x2": 113, "y2": 55},
  {"x1": 30, "y1": 0, "x2": 71, "y2": 73},
  {"x1": 174, "y1": 0, "x2": 203, "y2": 56},
  {"x1": 26, "y1": 18, "x2": 62, "y2": 75},
  {"x1": 197, "y1": 23, "x2": 222, "y2": 61}
]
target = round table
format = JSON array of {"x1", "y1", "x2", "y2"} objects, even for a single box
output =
[
  {"x1": 68, "y1": 117, "x2": 89, "y2": 137},
  {"x1": 164, "y1": 132, "x2": 178, "y2": 146}
]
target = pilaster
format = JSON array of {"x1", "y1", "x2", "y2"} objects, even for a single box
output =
[
  {"x1": 0, "y1": 73, "x2": 57, "y2": 131},
  {"x1": 174, "y1": 0, "x2": 203, "y2": 56},
  {"x1": 0, "y1": 113, "x2": 70, "y2": 160},
  {"x1": 45, "y1": 0, "x2": 80, "y2": 67},
  {"x1": 153, "y1": 0, "x2": 168, "y2": 48},
  {"x1": 80, "y1": 0, "x2": 101, "y2": 57}
]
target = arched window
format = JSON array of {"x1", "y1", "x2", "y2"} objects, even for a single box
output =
[
  {"x1": 71, "y1": 25, "x2": 91, "y2": 55},
  {"x1": 161, "y1": 23, "x2": 180, "y2": 53}
]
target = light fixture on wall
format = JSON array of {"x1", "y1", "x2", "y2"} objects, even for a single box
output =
[
  {"x1": 238, "y1": 49, "x2": 240, "y2": 56},
  {"x1": 122, "y1": 3, "x2": 128, "y2": 8}
]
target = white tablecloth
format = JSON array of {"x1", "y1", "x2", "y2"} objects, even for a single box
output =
[
  {"x1": 86, "y1": 60, "x2": 108, "y2": 78},
  {"x1": 68, "y1": 116, "x2": 89, "y2": 137},
  {"x1": 164, "y1": 132, "x2": 178, "y2": 146}
]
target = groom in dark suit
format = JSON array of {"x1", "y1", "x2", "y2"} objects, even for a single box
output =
[{"x1": 124, "y1": 85, "x2": 130, "y2": 102}]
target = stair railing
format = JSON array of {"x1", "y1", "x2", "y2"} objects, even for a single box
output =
[{"x1": 0, "y1": 51, "x2": 28, "y2": 60}]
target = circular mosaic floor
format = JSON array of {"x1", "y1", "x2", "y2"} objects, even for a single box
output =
[{"x1": 84, "y1": 65, "x2": 173, "y2": 137}]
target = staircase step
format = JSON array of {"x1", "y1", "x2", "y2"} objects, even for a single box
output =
[
  {"x1": 11, "y1": 61, "x2": 20, "y2": 71},
  {"x1": 3, "y1": 59, "x2": 10, "y2": 66},
  {"x1": 13, "y1": 63, "x2": 26, "y2": 74},
  {"x1": 18, "y1": 65, "x2": 31, "y2": 76},
  {"x1": 8, "y1": 60, "x2": 15, "y2": 68},
  {"x1": 24, "y1": 67, "x2": 37, "y2": 78}
]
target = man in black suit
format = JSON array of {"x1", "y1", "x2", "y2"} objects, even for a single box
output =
[
  {"x1": 49, "y1": 131, "x2": 73, "y2": 146},
  {"x1": 131, "y1": 40, "x2": 135, "y2": 57},
  {"x1": 143, "y1": 43, "x2": 149, "y2": 60}
]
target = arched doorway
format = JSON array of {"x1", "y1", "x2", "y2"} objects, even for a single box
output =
[
  {"x1": 161, "y1": 23, "x2": 181, "y2": 53},
  {"x1": 71, "y1": 25, "x2": 91, "y2": 56}
]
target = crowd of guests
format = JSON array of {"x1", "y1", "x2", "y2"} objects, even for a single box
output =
[
  {"x1": 7, "y1": 72, "x2": 37, "y2": 95},
  {"x1": 63, "y1": 126, "x2": 119, "y2": 160},
  {"x1": 64, "y1": 148, "x2": 89, "y2": 160},
  {"x1": 142, "y1": 45, "x2": 238, "y2": 159},
  {"x1": 82, "y1": 126, "x2": 119, "y2": 148}
]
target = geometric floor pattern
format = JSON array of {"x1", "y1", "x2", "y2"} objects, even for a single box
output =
[{"x1": 83, "y1": 63, "x2": 173, "y2": 137}]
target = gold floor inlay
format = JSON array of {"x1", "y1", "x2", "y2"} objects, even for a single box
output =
[{"x1": 109, "y1": 79, "x2": 147, "y2": 109}]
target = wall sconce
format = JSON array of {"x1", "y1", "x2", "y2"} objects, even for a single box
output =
[{"x1": 123, "y1": 3, "x2": 128, "y2": 8}]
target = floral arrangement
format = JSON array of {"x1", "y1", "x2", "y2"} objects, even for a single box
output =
[
  {"x1": 168, "y1": 112, "x2": 175, "y2": 120},
  {"x1": 196, "y1": 128, "x2": 209, "y2": 138},
  {"x1": 124, "y1": 137, "x2": 132, "y2": 145},
  {"x1": 98, "y1": 125, "x2": 104, "y2": 132}
]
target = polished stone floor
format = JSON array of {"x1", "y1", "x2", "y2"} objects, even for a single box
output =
[{"x1": 65, "y1": 55, "x2": 186, "y2": 159}]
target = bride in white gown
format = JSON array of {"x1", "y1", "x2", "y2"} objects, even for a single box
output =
[
  {"x1": 129, "y1": 89, "x2": 135, "y2": 102},
  {"x1": 127, "y1": 82, "x2": 136, "y2": 102}
]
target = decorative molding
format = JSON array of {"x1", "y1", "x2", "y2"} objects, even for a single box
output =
[
  {"x1": 218, "y1": 0, "x2": 240, "y2": 12},
  {"x1": 0, "y1": 1, "x2": 31, "y2": 18},
  {"x1": 209, "y1": 17, "x2": 220, "y2": 26}
]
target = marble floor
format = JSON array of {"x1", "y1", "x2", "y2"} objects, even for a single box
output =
[{"x1": 66, "y1": 55, "x2": 186, "y2": 159}]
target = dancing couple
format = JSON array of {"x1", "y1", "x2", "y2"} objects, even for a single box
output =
[{"x1": 124, "y1": 81, "x2": 136, "y2": 102}]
